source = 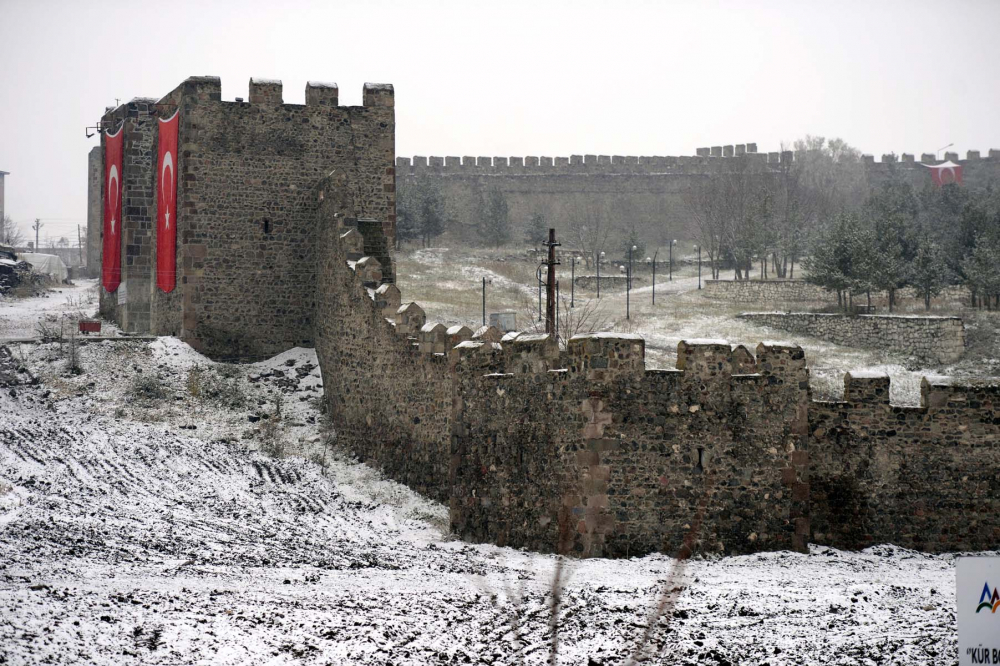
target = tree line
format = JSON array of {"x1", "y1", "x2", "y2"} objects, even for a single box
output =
[
  {"x1": 685, "y1": 136, "x2": 867, "y2": 282},
  {"x1": 807, "y1": 180, "x2": 1000, "y2": 311},
  {"x1": 397, "y1": 178, "x2": 548, "y2": 250},
  {"x1": 684, "y1": 136, "x2": 1000, "y2": 311}
]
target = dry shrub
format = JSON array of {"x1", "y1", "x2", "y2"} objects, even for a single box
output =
[{"x1": 128, "y1": 374, "x2": 168, "y2": 403}]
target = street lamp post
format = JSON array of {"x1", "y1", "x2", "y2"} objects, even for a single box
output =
[
  {"x1": 627, "y1": 245, "x2": 636, "y2": 319},
  {"x1": 570, "y1": 256, "x2": 576, "y2": 308},
  {"x1": 696, "y1": 244, "x2": 702, "y2": 290},
  {"x1": 536, "y1": 264, "x2": 544, "y2": 321},
  {"x1": 597, "y1": 251, "x2": 605, "y2": 298},
  {"x1": 652, "y1": 250, "x2": 658, "y2": 304}
]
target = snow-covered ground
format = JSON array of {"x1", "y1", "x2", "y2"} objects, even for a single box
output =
[{"x1": 0, "y1": 285, "x2": 981, "y2": 664}]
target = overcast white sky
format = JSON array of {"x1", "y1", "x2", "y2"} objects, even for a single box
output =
[{"x1": 1, "y1": 0, "x2": 999, "y2": 243}]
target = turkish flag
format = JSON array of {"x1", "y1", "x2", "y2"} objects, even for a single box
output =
[
  {"x1": 102, "y1": 126, "x2": 124, "y2": 292},
  {"x1": 156, "y1": 111, "x2": 179, "y2": 292},
  {"x1": 927, "y1": 160, "x2": 963, "y2": 187}
]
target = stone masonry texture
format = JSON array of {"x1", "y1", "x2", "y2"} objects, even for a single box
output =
[
  {"x1": 86, "y1": 146, "x2": 101, "y2": 276},
  {"x1": 94, "y1": 76, "x2": 395, "y2": 359},
  {"x1": 738, "y1": 312, "x2": 966, "y2": 364},
  {"x1": 704, "y1": 278, "x2": 972, "y2": 306}
]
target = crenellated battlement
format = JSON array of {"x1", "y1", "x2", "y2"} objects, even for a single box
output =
[
  {"x1": 862, "y1": 149, "x2": 1000, "y2": 165},
  {"x1": 397, "y1": 145, "x2": 1000, "y2": 177},
  {"x1": 395, "y1": 143, "x2": 776, "y2": 176},
  {"x1": 155, "y1": 76, "x2": 392, "y2": 110}
]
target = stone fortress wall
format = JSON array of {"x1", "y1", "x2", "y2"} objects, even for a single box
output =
[
  {"x1": 738, "y1": 312, "x2": 966, "y2": 364},
  {"x1": 314, "y1": 196, "x2": 1000, "y2": 557},
  {"x1": 395, "y1": 146, "x2": 1000, "y2": 247},
  {"x1": 703, "y1": 278, "x2": 972, "y2": 305},
  {"x1": 91, "y1": 76, "x2": 395, "y2": 360},
  {"x1": 703, "y1": 279, "x2": 832, "y2": 303}
]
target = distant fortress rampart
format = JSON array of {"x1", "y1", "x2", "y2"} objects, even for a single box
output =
[{"x1": 394, "y1": 145, "x2": 1000, "y2": 245}]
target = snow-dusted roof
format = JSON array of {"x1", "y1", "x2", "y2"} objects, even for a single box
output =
[
  {"x1": 847, "y1": 370, "x2": 890, "y2": 379},
  {"x1": 760, "y1": 340, "x2": 800, "y2": 348},
  {"x1": 514, "y1": 333, "x2": 551, "y2": 343}
]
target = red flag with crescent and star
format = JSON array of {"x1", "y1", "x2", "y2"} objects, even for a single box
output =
[
  {"x1": 156, "y1": 111, "x2": 179, "y2": 292},
  {"x1": 926, "y1": 160, "x2": 963, "y2": 187},
  {"x1": 101, "y1": 125, "x2": 124, "y2": 292}
]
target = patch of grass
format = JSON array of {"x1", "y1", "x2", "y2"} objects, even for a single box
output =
[
  {"x1": 128, "y1": 374, "x2": 169, "y2": 403},
  {"x1": 187, "y1": 364, "x2": 249, "y2": 410},
  {"x1": 34, "y1": 315, "x2": 61, "y2": 342},
  {"x1": 65, "y1": 329, "x2": 82, "y2": 376},
  {"x1": 258, "y1": 393, "x2": 285, "y2": 458}
]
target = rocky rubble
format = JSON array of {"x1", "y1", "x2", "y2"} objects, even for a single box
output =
[{"x1": 0, "y1": 260, "x2": 50, "y2": 297}]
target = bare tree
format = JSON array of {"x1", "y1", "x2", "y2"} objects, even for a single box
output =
[
  {"x1": 682, "y1": 176, "x2": 725, "y2": 279},
  {"x1": 571, "y1": 198, "x2": 613, "y2": 270},
  {"x1": 0, "y1": 215, "x2": 25, "y2": 247}
]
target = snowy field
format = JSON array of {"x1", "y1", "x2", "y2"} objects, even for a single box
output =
[{"x1": 0, "y1": 282, "x2": 984, "y2": 664}]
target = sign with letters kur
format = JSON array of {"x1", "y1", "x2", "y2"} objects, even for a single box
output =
[{"x1": 958, "y1": 557, "x2": 1000, "y2": 665}]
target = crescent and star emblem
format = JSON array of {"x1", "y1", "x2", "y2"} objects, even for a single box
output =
[
  {"x1": 161, "y1": 151, "x2": 174, "y2": 229},
  {"x1": 939, "y1": 166, "x2": 955, "y2": 184},
  {"x1": 108, "y1": 165, "x2": 119, "y2": 235}
]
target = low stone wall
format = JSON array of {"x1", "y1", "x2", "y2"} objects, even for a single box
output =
[
  {"x1": 705, "y1": 279, "x2": 972, "y2": 307},
  {"x1": 738, "y1": 312, "x2": 965, "y2": 364},
  {"x1": 703, "y1": 279, "x2": 832, "y2": 303},
  {"x1": 573, "y1": 275, "x2": 642, "y2": 291}
]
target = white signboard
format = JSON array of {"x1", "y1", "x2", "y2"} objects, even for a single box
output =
[
  {"x1": 958, "y1": 557, "x2": 1000, "y2": 665},
  {"x1": 117, "y1": 281, "x2": 127, "y2": 305}
]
